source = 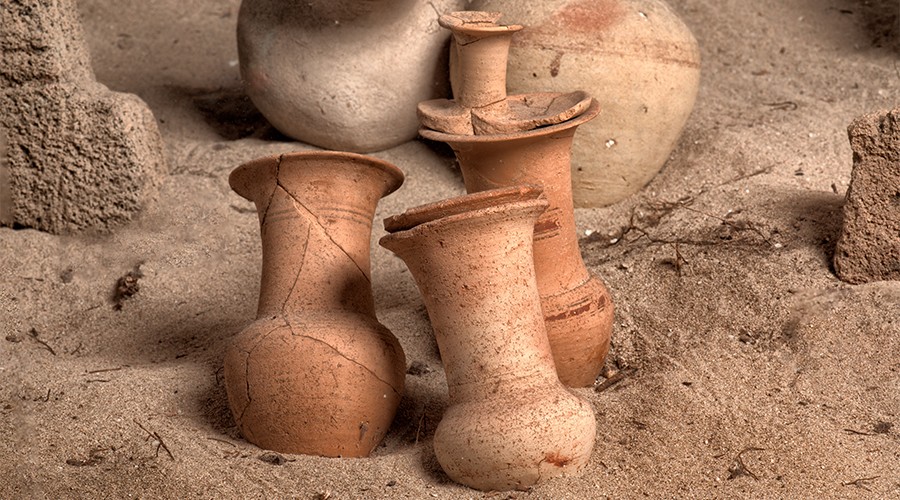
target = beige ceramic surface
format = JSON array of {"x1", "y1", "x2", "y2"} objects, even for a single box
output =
[
  {"x1": 223, "y1": 151, "x2": 406, "y2": 457},
  {"x1": 381, "y1": 186, "x2": 597, "y2": 491},
  {"x1": 237, "y1": 0, "x2": 467, "y2": 153},
  {"x1": 473, "y1": 0, "x2": 701, "y2": 207},
  {"x1": 421, "y1": 101, "x2": 614, "y2": 387}
]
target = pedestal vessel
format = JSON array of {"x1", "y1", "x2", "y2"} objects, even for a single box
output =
[
  {"x1": 418, "y1": 11, "x2": 614, "y2": 387},
  {"x1": 381, "y1": 186, "x2": 597, "y2": 491},
  {"x1": 224, "y1": 151, "x2": 406, "y2": 456},
  {"x1": 421, "y1": 106, "x2": 612, "y2": 387}
]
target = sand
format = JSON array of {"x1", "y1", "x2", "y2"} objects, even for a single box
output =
[{"x1": 2, "y1": 0, "x2": 899, "y2": 498}]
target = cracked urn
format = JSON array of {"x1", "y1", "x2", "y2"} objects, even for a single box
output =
[
  {"x1": 381, "y1": 186, "x2": 597, "y2": 491},
  {"x1": 224, "y1": 151, "x2": 406, "y2": 456}
]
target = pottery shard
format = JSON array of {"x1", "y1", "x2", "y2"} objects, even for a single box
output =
[
  {"x1": 0, "y1": 0, "x2": 166, "y2": 233},
  {"x1": 833, "y1": 108, "x2": 900, "y2": 284}
]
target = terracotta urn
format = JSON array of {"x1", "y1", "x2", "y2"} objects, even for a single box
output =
[
  {"x1": 442, "y1": 11, "x2": 522, "y2": 110},
  {"x1": 418, "y1": 12, "x2": 614, "y2": 387},
  {"x1": 224, "y1": 151, "x2": 406, "y2": 456},
  {"x1": 380, "y1": 186, "x2": 597, "y2": 491},
  {"x1": 472, "y1": 0, "x2": 702, "y2": 207},
  {"x1": 237, "y1": 0, "x2": 468, "y2": 153},
  {"x1": 421, "y1": 104, "x2": 614, "y2": 387}
]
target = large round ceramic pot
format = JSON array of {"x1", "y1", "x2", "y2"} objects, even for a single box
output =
[
  {"x1": 473, "y1": 0, "x2": 702, "y2": 207},
  {"x1": 238, "y1": 0, "x2": 468, "y2": 153}
]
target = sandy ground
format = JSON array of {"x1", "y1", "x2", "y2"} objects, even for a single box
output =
[{"x1": 2, "y1": 0, "x2": 899, "y2": 498}]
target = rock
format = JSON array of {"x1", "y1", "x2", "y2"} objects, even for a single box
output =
[
  {"x1": 471, "y1": 0, "x2": 701, "y2": 207},
  {"x1": 0, "y1": 0, "x2": 93, "y2": 87},
  {"x1": 237, "y1": 0, "x2": 468, "y2": 153},
  {"x1": 0, "y1": 0, "x2": 167, "y2": 233},
  {"x1": 833, "y1": 108, "x2": 900, "y2": 284}
]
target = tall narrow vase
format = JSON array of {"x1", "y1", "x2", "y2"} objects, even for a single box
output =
[
  {"x1": 224, "y1": 151, "x2": 406, "y2": 457},
  {"x1": 380, "y1": 186, "x2": 596, "y2": 491},
  {"x1": 420, "y1": 102, "x2": 614, "y2": 387},
  {"x1": 441, "y1": 11, "x2": 522, "y2": 109}
]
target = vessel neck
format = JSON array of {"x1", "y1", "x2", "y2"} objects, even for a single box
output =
[
  {"x1": 256, "y1": 184, "x2": 377, "y2": 318},
  {"x1": 442, "y1": 12, "x2": 522, "y2": 109},
  {"x1": 446, "y1": 123, "x2": 593, "y2": 294},
  {"x1": 231, "y1": 152, "x2": 402, "y2": 319},
  {"x1": 382, "y1": 197, "x2": 559, "y2": 403}
]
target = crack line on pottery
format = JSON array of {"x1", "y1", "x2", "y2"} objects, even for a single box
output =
[
  {"x1": 238, "y1": 323, "x2": 285, "y2": 424},
  {"x1": 286, "y1": 323, "x2": 401, "y2": 398},
  {"x1": 471, "y1": 96, "x2": 507, "y2": 109},
  {"x1": 536, "y1": 94, "x2": 568, "y2": 116},
  {"x1": 259, "y1": 154, "x2": 283, "y2": 236},
  {"x1": 281, "y1": 222, "x2": 311, "y2": 313},
  {"x1": 277, "y1": 179, "x2": 372, "y2": 285}
]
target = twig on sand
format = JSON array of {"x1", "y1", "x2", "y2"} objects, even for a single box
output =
[
  {"x1": 35, "y1": 388, "x2": 51, "y2": 402},
  {"x1": 28, "y1": 328, "x2": 56, "y2": 356},
  {"x1": 680, "y1": 206, "x2": 771, "y2": 245},
  {"x1": 134, "y1": 419, "x2": 175, "y2": 460},
  {"x1": 414, "y1": 410, "x2": 426, "y2": 445},
  {"x1": 673, "y1": 242, "x2": 688, "y2": 276},
  {"x1": 206, "y1": 437, "x2": 237, "y2": 447},
  {"x1": 844, "y1": 428, "x2": 876, "y2": 436},
  {"x1": 728, "y1": 447, "x2": 765, "y2": 480},
  {"x1": 841, "y1": 476, "x2": 879, "y2": 491},
  {"x1": 86, "y1": 366, "x2": 126, "y2": 374},
  {"x1": 595, "y1": 367, "x2": 637, "y2": 393}
]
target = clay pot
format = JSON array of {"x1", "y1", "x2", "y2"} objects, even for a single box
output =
[
  {"x1": 420, "y1": 12, "x2": 590, "y2": 137},
  {"x1": 224, "y1": 151, "x2": 406, "y2": 456},
  {"x1": 420, "y1": 101, "x2": 614, "y2": 388},
  {"x1": 441, "y1": 11, "x2": 522, "y2": 109},
  {"x1": 380, "y1": 186, "x2": 597, "y2": 491},
  {"x1": 471, "y1": 0, "x2": 702, "y2": 207},
  {"x1": 237, "y1": 0, "x2": 468, "y2": 153}
]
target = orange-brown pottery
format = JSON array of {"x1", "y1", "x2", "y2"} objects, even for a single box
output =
[
  {"x1": 224, "y1": 151, "x2": 406, "y2": 456},
  {"x1": 440, "y1": 11, "x2": 522, "y2": 109},
  {"x1": 421, "y1": 101, "x2": 614, "y2": 387},
  {"x1": 380, "y1": 186, "x2": 597, "y2": 491}
]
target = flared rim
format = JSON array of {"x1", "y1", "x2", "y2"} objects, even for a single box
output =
[
  {"x1": 229, "y1": 150, "x2": 405, "y2": 201},
  {"x1": 419, "y1": 97, "x2": 600, "y2": 144},
  {"x1": 438, "y1": 11, "x2": 523, "y2": 35},
  {"x1": 383, "y1": 184, "x2": 544, "y2": 234}
]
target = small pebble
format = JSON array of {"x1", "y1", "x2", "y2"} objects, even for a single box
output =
[
  {"x1": 406, "y1": 361, "x2": 433, "y2": 376},
  {"x1": 258, "y1": 452, "x2": 287, "y2": 465}
]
